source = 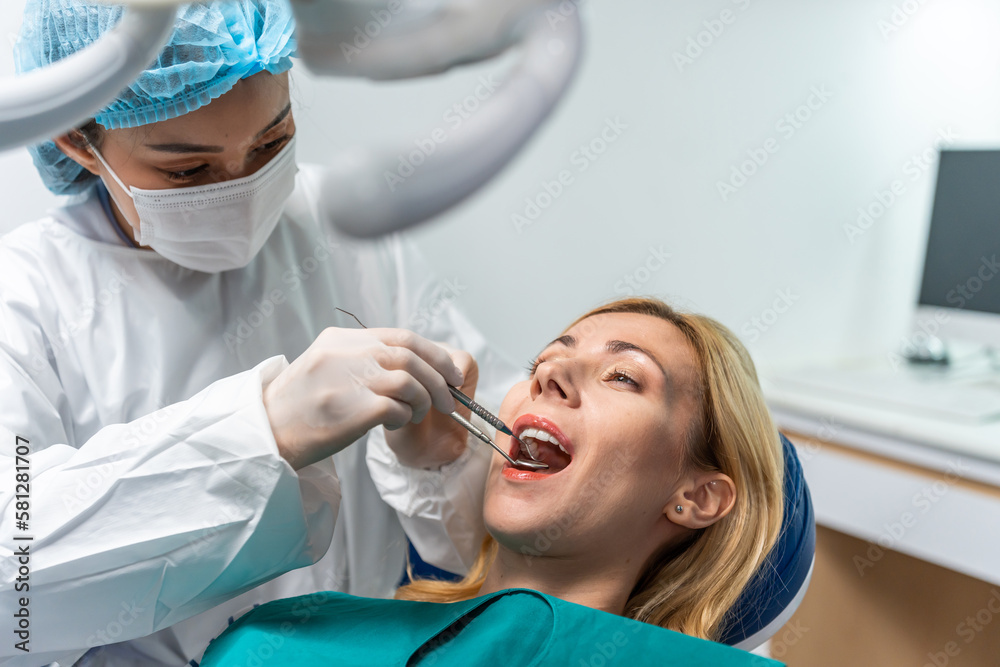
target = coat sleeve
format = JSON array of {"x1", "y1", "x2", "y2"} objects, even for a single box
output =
[
  {"x1": 0, "y1": 272, "x2": 340, "y2": 666},
  {"x1": 365, "y1": 236, "x2": 524, "y2": 575}
]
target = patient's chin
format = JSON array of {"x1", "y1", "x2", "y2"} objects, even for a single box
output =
[
  {"x1": 485, "y1": 522, "x2": 561, "y2": 558},
  {"x1": 483, "y1": 495, "x2": 580, "y2": 555}
]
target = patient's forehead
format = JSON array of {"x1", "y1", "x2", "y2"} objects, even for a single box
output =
[{"x1": 563, "y1": 312, "x2": 702, "y2": 393}]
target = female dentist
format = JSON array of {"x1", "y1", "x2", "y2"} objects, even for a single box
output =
[{"x1": 0, "y1": 1, "x2": 520, "y2": 665}]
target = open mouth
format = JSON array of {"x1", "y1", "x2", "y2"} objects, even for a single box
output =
[{"x1": 509, "y1": 415, "x2": 573, "y2": 475}]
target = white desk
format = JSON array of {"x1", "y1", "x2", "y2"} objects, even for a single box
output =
[
  {"x1": 764, "y1": 377, "x2": 1000, "y2": 587},
  {"x1": 762, "y1": 374, "x2": 1000, "y2": 665}
]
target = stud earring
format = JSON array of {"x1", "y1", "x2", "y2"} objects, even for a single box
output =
[{"x1": 675, "y1": 505, "x2": 683, "y2": 513}]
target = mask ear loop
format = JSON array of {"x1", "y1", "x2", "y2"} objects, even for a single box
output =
[
  {"x1": 85, "y1": 139, "x2": 134, "y2": 199},
  {"x1": 84, "y1": 136, "x2": 145, "y2": 245}
]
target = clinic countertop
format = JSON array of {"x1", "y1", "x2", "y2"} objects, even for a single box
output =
[
  {"x1": 760, "y1": 374, "x2": 1000, "y2": 487},
  {"x1": 759, "y1": 369, "x2": 1000, "y2": 588}
]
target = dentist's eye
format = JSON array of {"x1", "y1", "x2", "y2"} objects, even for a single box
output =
[
  {"x1": 256, "y1": 135, "x2": 290, "y2": 153},
  {"x1": 605, "y1": 368, "x2": 639, "y2": 388},
  {"x1": 163, "y1": 165, "x2": 208, "y2": 182}
]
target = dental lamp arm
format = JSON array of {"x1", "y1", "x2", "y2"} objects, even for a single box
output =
[
  {"x1": 0, "y1": 5, "x2": 176, "y2": 152},
  {"x1": 308, "y1": 3, "x2": 583, "y2": 237},
  {"x1": 292, "y1": 0, "x2": 556, "y2": 80}
]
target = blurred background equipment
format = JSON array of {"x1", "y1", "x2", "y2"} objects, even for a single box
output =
[{"x1": 0, "y1": 0, "x2": 582, "y2": 237}]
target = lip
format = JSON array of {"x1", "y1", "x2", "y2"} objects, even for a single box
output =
[
  {"x1": 501, "y1": 466, "x2": 554, "y2": 481},
  {"x1": 511, "y1": 414, "x2": 575, "y2": 457},
  {"x1": 500, "y1": 414, "x2": 575, "y2": 481}
]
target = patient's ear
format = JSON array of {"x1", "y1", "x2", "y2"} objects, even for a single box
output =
[
  {"x1": 53, "y1": 131, "x2": 101, "y2": 176},
  {"x1": 665, "y1": 472, "x2": 736, "y2": 530}
]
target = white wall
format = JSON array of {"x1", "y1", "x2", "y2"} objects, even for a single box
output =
[{"x1": 3, "y1": 0, "x2": 1000, "y2": 371}]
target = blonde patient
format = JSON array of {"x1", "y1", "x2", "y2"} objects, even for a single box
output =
[
  {"x1": 397, "y1": 297, "x2": 785, "y2": 640},
  {"x1": 201, "y1": 297, "x2": 787, "y2": 665}
]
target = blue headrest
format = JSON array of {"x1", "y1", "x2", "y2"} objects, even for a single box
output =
[
  {"x1": 718, "y1": 433, "x2": 816, "y2": 647},
  {"x1": 403, "y1": 433, "x2": 816, "y2": 649}
]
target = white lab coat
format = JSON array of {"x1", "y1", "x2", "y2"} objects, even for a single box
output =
[{"x1": 0, "y1": 165, "x2": 519, "y2": 666}]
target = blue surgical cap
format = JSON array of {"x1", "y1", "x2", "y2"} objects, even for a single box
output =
[{"x1": 14, "y1": 0, "x2": 297, "y2": 195}]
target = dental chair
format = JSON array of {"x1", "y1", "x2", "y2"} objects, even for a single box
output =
[{"x1": 720, "y1": 433, "x2": 816, "y2": 650}]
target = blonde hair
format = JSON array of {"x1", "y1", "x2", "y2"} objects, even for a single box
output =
[{"x1": 397, "y1": 297, "x2": 785, "y2": 641}]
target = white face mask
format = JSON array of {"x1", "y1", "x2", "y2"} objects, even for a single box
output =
[{"x1": 90, "y1": 137, "x2": 298, "y2": 273}]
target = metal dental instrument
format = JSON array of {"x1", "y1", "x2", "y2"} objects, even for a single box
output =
[
  {"x1": 448, "y1": 412, "x2": 547, "y2": 471},
  {"x1": 448, "y1": 386, "x2": 547, "y2": 467},
  {"x1": 334, "y1": 308, "x2": 547, "y2": 471}
]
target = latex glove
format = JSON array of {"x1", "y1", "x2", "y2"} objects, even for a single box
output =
[
  {"x1": 384, "y1": 342, "x2": 480, "y2": 469},
  {"x1": 263, "y1": 327, "x2": 463, "y2": 470}
]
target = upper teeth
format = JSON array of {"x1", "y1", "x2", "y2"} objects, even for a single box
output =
[{"x1": 519, "y1": 427, "x2": 569, "y2": 459}]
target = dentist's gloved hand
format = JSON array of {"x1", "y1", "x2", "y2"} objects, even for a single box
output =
[
  {"x1": 383, "y1": 342, "x2": 480, "y2": 470},
  {"x1": 263, "y1": 327, "x2": 464, "y2": 470}
]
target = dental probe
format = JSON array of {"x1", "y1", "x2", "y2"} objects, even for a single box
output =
[
  {"x1": 448, "y1": 412, "x2": 548, "y2": 471},
  {"x1": 447, "y1": 386, "x2": 546, "y2": 465}
]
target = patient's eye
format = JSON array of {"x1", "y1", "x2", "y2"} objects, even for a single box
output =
[
  {"x1": 526, "y1": 358, "x2": 541, "y2": 375},
  {"x1": 605, "y1": 367, "x2": 639, "y2": 389}
]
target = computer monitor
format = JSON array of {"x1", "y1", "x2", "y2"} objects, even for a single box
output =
[{"x1": 914, "y1": 149, "x2": 1000, "y2": 350}]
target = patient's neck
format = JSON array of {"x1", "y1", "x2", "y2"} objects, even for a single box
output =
[{"x1": 477, "y1": 546, "x2": 640, "y2": 615}]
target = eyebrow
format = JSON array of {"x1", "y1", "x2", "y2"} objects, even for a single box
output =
[
  {"x1": 606, "y1": 340, "x2": 668, "y2": 380},
  {"x1": 540, "y1": 335, "x2": 669, "y2": 381},
  {"x1": 145, "y1": 103, "x2": 292, "y2": 154},
  {"x1": 543, "y1": 334, "x2": 577, "y2": 350}
]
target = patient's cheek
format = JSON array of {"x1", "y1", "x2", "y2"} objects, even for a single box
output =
[
  {"x1": 498, "y1": 380, "x2": 531, "y2": 422},
  {"x1": 481, "y1": 485, "x2": 505, "y2": 534}
]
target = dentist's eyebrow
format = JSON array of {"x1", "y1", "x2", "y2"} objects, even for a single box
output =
[
  {"x1": 146, "y1": 142, "x2": 225, "y2": 154},
  {"x1": 146, "y1": 104, "x2": 292, "y2": 154},
  {"x1": 606, "y1": 339, "x2": 668, "y2": 380},
  {"x1": 252, "y1": 103, "x2": 292, "y2": 140}
]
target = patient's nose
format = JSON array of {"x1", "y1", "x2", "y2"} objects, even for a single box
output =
[{"x1": 530, "y1": 360, "x2": 579, "y2": 407}]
